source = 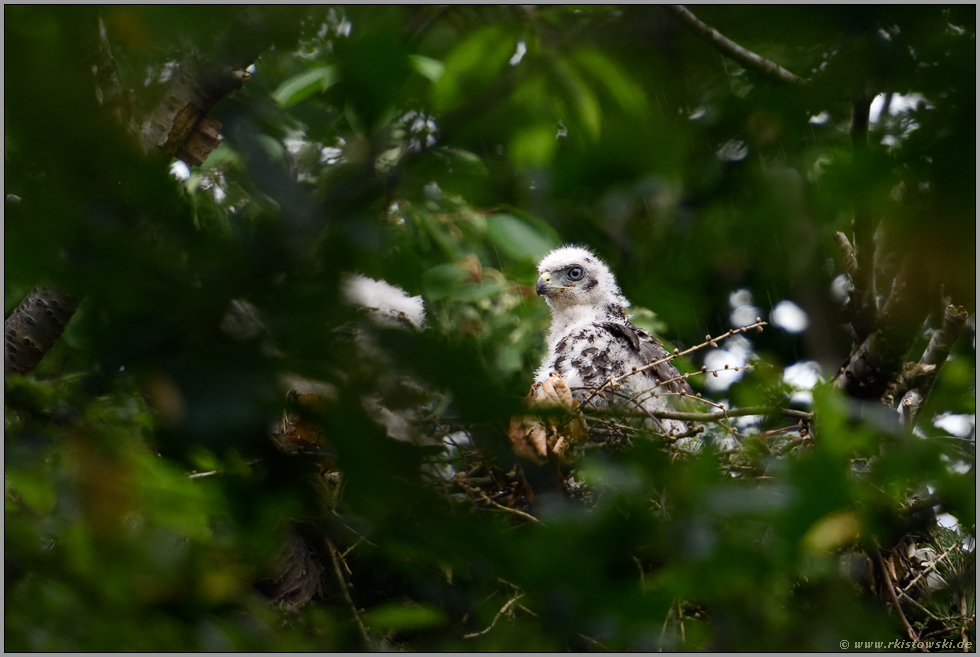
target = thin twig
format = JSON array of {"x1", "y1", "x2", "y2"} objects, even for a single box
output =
[
  {"x1": 631, "y1": 554, "x2": 647, "y2": 594},
  {"x1": 582, "y1": 320, "x2": 767, "y2": 408},
  {"x1": 188, "y1": 470, "x2": 220, "y2": 479},
  {"x1": 897, "y1": 542, "x2": 957, "y2": 601},
  {"x1": 463, "y1": 592, "x2": 524, "y2": 639},
  {"x1": 894, "y1": 584, "x2": 941, "y2": 622},
  {"x1": 478, "y1": 491, "x2": 543, "y2": 525},
  {"x1": 577, "y1": 632, "x2": 611, "y2": 651},
  {"x1": 665, "y1": 6, "x2": 806, "y2": 86},
  {"x1": 327, "y1": 539, "x2": 369, "y2": 642},
  {"x1": 585, "y1": 405, "x2": 811, "y2": 423},
  {"x1": 877, "y1": 550, "x2": 925, "y2": 651},
  {"x1": 343, "y1": 523, "x2": 379, "y2": 549},
  {"x1": 960, "y1": 592, "x2": 969, "y2": 652},
  {"x1": 659, "y1": 604, "x2": 674, "y2": 652}
]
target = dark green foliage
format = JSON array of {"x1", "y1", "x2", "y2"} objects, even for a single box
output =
[{"x1": 5, "y1": 5, "x2": 974, "y2": 651}]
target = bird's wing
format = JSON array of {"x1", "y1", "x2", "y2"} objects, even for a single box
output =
[
  {"x1": 599, "y1": 322, "x2": 692, "y2": 395},
  {"x1": 550, "y1": 325, "x2": 620, "y2": 391}
]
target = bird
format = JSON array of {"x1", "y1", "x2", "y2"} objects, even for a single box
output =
[{"x1": 534, "y1": 245, "x2": 694, "y2": 438}]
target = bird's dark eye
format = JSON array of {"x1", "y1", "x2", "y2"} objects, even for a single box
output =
[{"x1": 567, "y1": 266, "x2": 584, "y2": 281}]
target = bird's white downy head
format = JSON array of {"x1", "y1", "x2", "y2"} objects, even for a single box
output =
[{"x1": 536, "y1": 245, "x2": 628, "y2": 318}]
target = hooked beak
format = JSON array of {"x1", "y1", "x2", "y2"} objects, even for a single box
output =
[
  {"x1": 536, "y1": 272, "x2": 571, "y2": 296},
  {"x1": 535, "y1": 272, "x2": 552, "y2": 296}
]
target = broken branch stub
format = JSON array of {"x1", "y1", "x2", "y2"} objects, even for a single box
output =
[
  {"x1": 152, "y1": 61, "x2": 250, "y2": 166},
  {"x1": 170, "y1": 110, "x2": 223, "y2": 167}
]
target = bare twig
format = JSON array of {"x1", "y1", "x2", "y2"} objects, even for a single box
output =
[
  {"x1": 577, "y1": 632, "x2": 610, "y2": 651},
  {"x1": 961, "y1": 592, "x2": 969, "y2": 652},
  {"x1": 342, "y1": 523, "x2": 379, "y2": 550},
  {"x1": 631, "y1": 554, "x2": 646, "y2": 593},
  {"x1": 876, "y1": 550, "x2": 925, "y2": 650},
  {"x1": 665, "y1": 6, "x2": 806, "y2": 86},
  {"x1": 585, "y1": 405, "x2": 811, "y2": 423},
  {"x1": 659, "y1": 604, "x2": 674, "y2": 651},
  {"x1": 892, "y1": 582, "x2": 941, "y2": 622},
  {"x1": 326, "y1": 539, "x2": 369, "y2": 642},
  {"x1": 897, "y1": 542, "x2": 957, "y2": 601},
  {"x1": 478, "y1": 491, "x2": 543, "y2": 525},
  {"x1": 188, "y1": 470, "x2": 220, "y2": 479},
  {"x1": 582, "y1": 320, "x2": 766, "y2": 407},
  {"x1": 463, "y1": 592, "x2": 524, "y2": 639}
]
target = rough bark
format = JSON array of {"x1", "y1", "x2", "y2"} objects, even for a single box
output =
[
  {"x1": 139, "y1": 58, "x2": 245, "y2": 165},
  {"x1": 898, "y1": 304, "x2": 969, "y2": 426},
  {"x1": 842, "y1": 95, "x2": 878, "y2": 342},
  {"x1": 4, "y1": 288, "x2": 78, "y2": 376},
  {"x1": 139, "y1": 8, "x2": 284, "y2": 164},
  {"x1": 834, "y1": 260, "x2": 929, "y2": 400}
]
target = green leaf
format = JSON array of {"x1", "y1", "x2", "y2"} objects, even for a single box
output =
[
  {"x1": 409, "y1": 54, "x2": 444, "y2": 82},
  {"x1": 509, "y1": 124, "x2": 556, "y2": 167},
  {"x1": 256, "y1": 134, "x2": 285, "y2": 164},
  {"x1": 422, "y1": 263, "x2": 469, "y2": 301},
  {"x1": 362, "y1": 602, "x2": 446, "y2": 632},
  {"x1": 436, "y1": 147, "x2": 489, "y2": 175},
  {"x1": 272, "y1": 66, "x2": 338, "y2": 107},
  {"x1": 486, "y1": 214, "x2": 557, "y2": 262},
  {"x1": 197, "y1": 142, "x2": 238, "y2": 170},
  {"x1": 451, "y1": 279, "x2": 508, "y2": 302},
  {"x1": 433, "y1": 26, "x2": 515, "y2": 110},
  {"x1": 554, "y1": 59, "x2": 602, "y2": 141},
  {"x1": 573, "y1": 48, "x2": 648, "y2": 117}
]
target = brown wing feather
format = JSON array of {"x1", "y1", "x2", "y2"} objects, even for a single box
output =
[{"x1": 599, "y1": 322, "x2": 692, "y2": 395}]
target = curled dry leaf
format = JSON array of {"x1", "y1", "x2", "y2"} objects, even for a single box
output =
[
  {"x1": 272, "y1": 393, "x2": 326, "y2": 453},
  {"x1": 508, "y1": 372, "x2": 587, "y2": 465}
]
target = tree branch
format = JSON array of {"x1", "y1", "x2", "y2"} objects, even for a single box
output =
[
  {"x1": 844, "y1": 95, "x2": 878, "y2": 342},
  {"x1": 4, "y1": 287, "x2": 78, "y2": 376},
  {"x1": 137, "y1": 8, "x2": 269, "y2": 164},
  {"x1": 327, "y1": 539, "x2": 369, "y2": 643},
  {"x1": 834, "y1": 232, "x2": 860, "y2": 286},
  {"x1": 876, "y1": 550, "x2": 926, "y2": 650},
  {"x1": 587, "y1": 405, "x2": 812, "y2": 423},
  {"x1": 834, "y1": 259, "x2": 929, "y2": 399},
  {"x1": 463, "y1": 592, "x2": 525, "y2": 639},
  {"x1": 918, "y1": 304, "x2": 968, "y2": 371},
  {"x1": 665, "y1": 5, "x2": 806, "y2": 86},
  {"x1": 898, "y1": 303, "x2": 969, "y2": 427},
  {"x1": 5, "y1": 10, "x2": 273, "y2": 379}
]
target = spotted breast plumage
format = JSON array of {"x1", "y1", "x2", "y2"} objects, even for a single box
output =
[{"x1": 534, "y1": 245, "x2": 692, "y2": 436}]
